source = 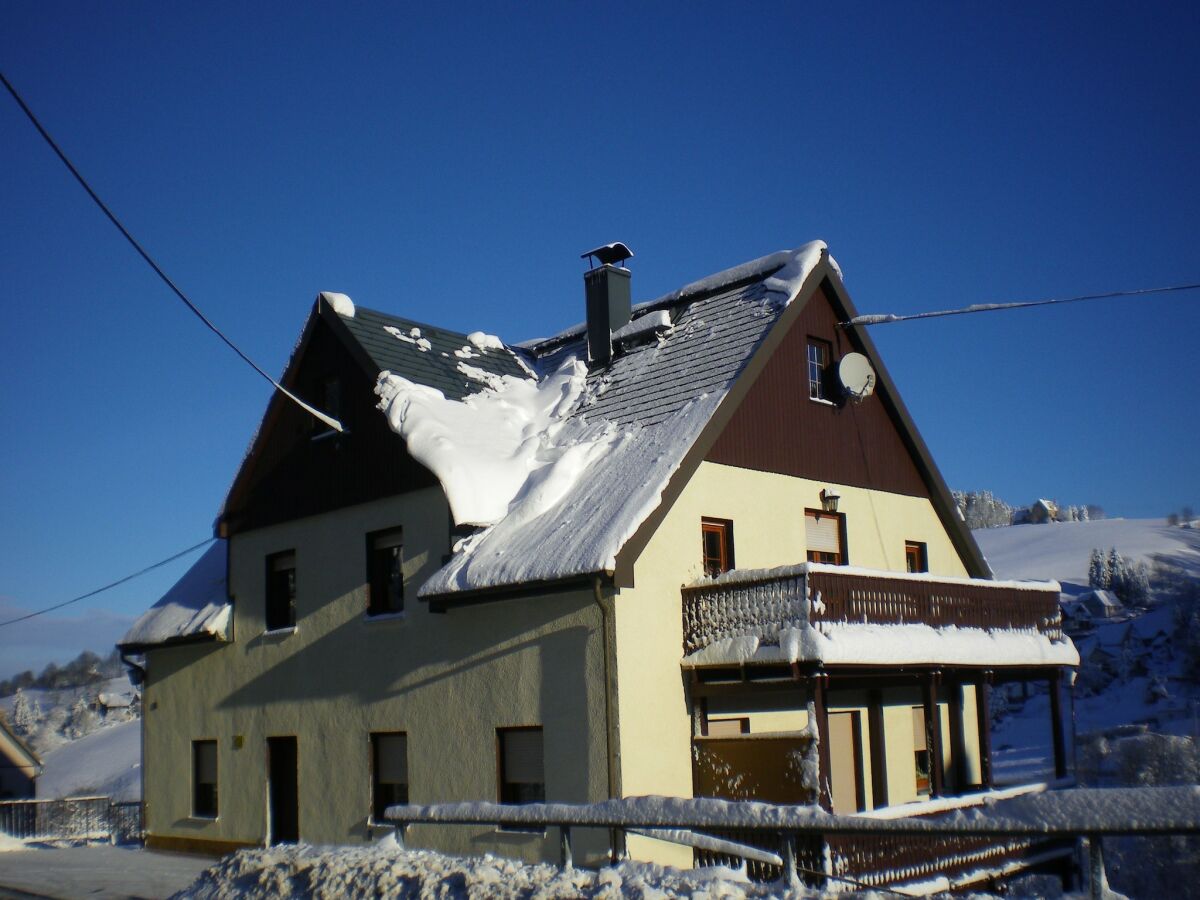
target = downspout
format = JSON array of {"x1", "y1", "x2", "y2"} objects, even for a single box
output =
[{"x1": 592, "y1": 574, "x2": 624, "y2": 860}]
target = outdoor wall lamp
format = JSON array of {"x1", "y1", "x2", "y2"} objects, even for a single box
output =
[{"x1": 820, "y1": 488, "x2": 841, "y2": 513}]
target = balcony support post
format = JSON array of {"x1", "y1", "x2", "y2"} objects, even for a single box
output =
[
  {"x1": 1049, "y1": 668, "x2": 1068, "y2": 779},
  {"x1": 976, "y1": 672, "x2": 994, "y2": 790},
  {"x1": 812, "y1": 673, "x2": 833, "y2": 812},
  {"x1": 948, "y1": 679, "x2": 968, "y2": 793},
  {"x1": 923, "y1": 671, "x2": 945, "y2": 798},
  {"x1": 867, "y1": 689, "x2": 888, "y2": 809}
]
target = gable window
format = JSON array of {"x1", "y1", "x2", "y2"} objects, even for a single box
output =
[
  {"x1": 370, "y1": 732, "x2": 408, "y2": 821},
  {"x1": 312, "y1": 375, "x2": 342, "y2": 437},
  {"x1": 807, "y1": 338, "x2": 833, "y2": 401},
  {"x1": 497, "y1": 727, "x2": 544, "y2": 804},
  {"x1": 701, "y1": 518, "x2": 735, "y2": 577},
  {"x1": 367, "y1": 528, "x2": 405, "y2": 616},
  {"x1": 805, "y1": 510, "x2": 845, "y2": 564},
  {"x1": 266, "y1": 551, "x2": 296, "y2": 631},
  {"x1": 193, "y1": 740, "x2": 218, "y2": 818},
  {"x1": 905, "y1": 541, "x2": 928, "y2": 574}
]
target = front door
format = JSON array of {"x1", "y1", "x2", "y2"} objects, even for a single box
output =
[{"x1": 267, "y1": 736, "x2": 299, "y2": 844}]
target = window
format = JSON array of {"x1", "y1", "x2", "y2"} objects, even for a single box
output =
[
  {"x1": 367, "y1": 528, "x2": 405, "y2": 616},
  {"x1": 912, "y1": 707, "x2": 931, "y2": 795},
  {"x1": 807, "y1": 338, "x2": 833, "y2": 401},
  {"x1": 706, "y1": 717, "x2": 750, "y2": 737},
  {"x1": 805, "y1": 510, "x2": 845, "y2": 564},
  {"x1": 371, "y1": 732, "x2": 408, "y2": 821},
  {"x1": 905, "y1": 541, "x2": 928, "y2": 574},
  {"x1": 313, "y1": 376, "x2": 342, "y2": 436},
  {"x1": 498, "y1": 727, "x2": 544, "y2": 804},
  {"x1": 193, "y1": 740, "x2": 218, "y2": 818},
  {"x1": 701, "y1": 518, "x2": 734, "y2": 577},
  {"x1": 266, "y1": 551, "x2": 296, "y2": 631}
]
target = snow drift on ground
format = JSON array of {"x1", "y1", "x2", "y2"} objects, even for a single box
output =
[
  {"x1": 975, "y1": 519, "x2": 1200, "y2": 592},
  {"x1": 173, "y1": 843, "x2": 868, "y2": 899},
  {"x1": 37, "y1": 718, "x2": 141, "y2": 801}
]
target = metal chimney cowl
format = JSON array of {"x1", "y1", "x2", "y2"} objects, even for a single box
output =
[{"x1": 585, "y1": 264, "x2": 632, "y2": 366}]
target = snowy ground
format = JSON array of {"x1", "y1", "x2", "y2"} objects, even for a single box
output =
[
  {"x1": 37, "y1": 717, "x2": 142, "y2": 801},
  {"x1": 0, "y1": 845, "x2": 211, "y2": 899},
  {"x1": 975, "y1": 518, "x2": 1200, "y2": 595}
]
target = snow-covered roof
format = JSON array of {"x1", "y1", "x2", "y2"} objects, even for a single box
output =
[
  {"x1": 1082, "y1": 589, "x2": 1121, "y2": 609},
  {"x1": 376, "y1": 242, "x2": 832, "y2": 598},
  {"x1": 119, "y1": 541, "x2": 231, "y2": 651}
]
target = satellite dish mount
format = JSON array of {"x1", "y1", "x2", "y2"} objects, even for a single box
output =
[{"x1": 838, "y1": 352, "x2": 877, "y2": 403}]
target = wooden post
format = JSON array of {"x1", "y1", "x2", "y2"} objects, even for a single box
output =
[
  {"x1": 813, "y1": 674, "x2": 833, "y2": 812},
  {"x1": 976, "y1": 674, "x2": 994, "y2": 790},
  {"x1": 948, "y1": 680, "x2": 968, "y2": 793},
  {"x1": 780, "y1": 831, "x2": 799, "y2": 888},
  {"x1": 923, "y1": 671, "x2": 944, "y2": 798},
  {"x1": 867, "y1": 689, "x2": 888, "y2": 809},
  {"x1": 1088, "y1": 835, "x2": 1107, "y2": 900},
  {"x1": 394, "y1": 822, "x2": 407, "y2": 850},
  {"x1": 1049, "y1": 669, "x2": 1069, "y2": 780}
]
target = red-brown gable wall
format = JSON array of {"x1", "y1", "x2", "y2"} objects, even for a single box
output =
[{"x1": 706, "y1": 286, "x2": 930, "y2": 498}]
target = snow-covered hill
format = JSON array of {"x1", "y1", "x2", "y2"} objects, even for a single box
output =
[
  {"x1": 37, "y1": 718, "x2": 141, "y2": 801},
  {"x1": 974, "y1": 518, "x2": 1200, "y2": 593}
]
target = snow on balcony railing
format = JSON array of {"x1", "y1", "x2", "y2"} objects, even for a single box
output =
[{"x1": 682, "y1": 564, "x2": 1069, "y2": 665}]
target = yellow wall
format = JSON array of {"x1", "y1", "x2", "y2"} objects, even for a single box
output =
[
  {"x1": 142, "y1": 487, "x2": 609, "y2": 863},
  {"x1": 613, "y1": 461, "x2": 970, "y2": 863}
]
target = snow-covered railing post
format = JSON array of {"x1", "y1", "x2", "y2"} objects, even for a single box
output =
[
  {"x1": 559, "y1": 826, "x2": 573, "y2": 869},
  {"x1": 1087, "y1": 834, "x2": 1108, "y2": 900},
  {"x1": 779, "y1": 831, "x2": 799, "y2": 889}
]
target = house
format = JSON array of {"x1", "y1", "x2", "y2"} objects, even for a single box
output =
[
  {"x1": 120, "y1": 241, "x2": 1078, "y2": 887},
  {"x1": 1027, "y1": 499, "x2": 1059, "y2": 524},
  {"x1": 1079, "y1": 588, "x2": 1122, "y2": 620},
  {"x1": 0, "y1": 716, "x2": 41, "y2": 799},
  {"x1": 1060, "y1": 597, "x2": 1094, "y2": 636}
]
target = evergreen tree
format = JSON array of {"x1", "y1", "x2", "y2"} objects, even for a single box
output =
[
  {"x1": 1105, "y1": 548, "x2": 1121, "y2": 589},
  {"x1": 1088, "y1": 549, "x2": 1106, "y2": 589},
  {"x1": 11, "y1": 688, "x2": 39, "y2": 735}
]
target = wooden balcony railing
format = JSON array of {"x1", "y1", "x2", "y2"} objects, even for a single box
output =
[{"x1": 682, "y1": 564, "x2": 1062, "y2": 657}]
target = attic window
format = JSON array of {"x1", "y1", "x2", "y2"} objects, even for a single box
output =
[
  {"x1": 265, "y1": 551, "x2": 296, "y2": 631},
  {"x1": 807, "y1": 339, "x2": 833, "y2": 401},
  {"x1": 701, "y1": 518, "x2": 734, "y2": 577},
  {"x1": 367, "y1": 528, "x2": 404, "y2": 616},
  {"x1": 905, "y1": 541, "x2": 928, "y2": 574}
]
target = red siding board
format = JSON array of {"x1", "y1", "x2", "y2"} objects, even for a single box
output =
[{"x1": 706, "y1": 287, "x2": 930, "y2": 498}]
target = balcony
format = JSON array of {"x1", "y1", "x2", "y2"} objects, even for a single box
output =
[{"x1": 682, "y1": 563, "x2": 1069, "y2": 667}]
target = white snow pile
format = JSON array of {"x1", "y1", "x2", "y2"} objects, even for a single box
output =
[
  {"x1": 384, "y1": 326, "x2": 432, "y2": 352},
  {"x1": 120, "y1": 541, "x2": 229, "y2": 649},
  {"x1": 0, "y1": 831, "x2": 27, "y2": 852},
  {"x1": 377, "y1": 358, "x2": 623, "y2": 527},
  {"x1": 466, "y1": 331, "x2": 505, "y2": 351},
  {"x1": 319, "y1": 291, "x2": 355, "y2": 318},
  {"x1": 174, "y1": 844, "x2": 836, "y2": 899}
]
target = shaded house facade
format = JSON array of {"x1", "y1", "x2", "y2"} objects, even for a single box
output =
[
  {"x1": 122, "y1": 243, "x2": 1077, "y2": 886},
  {"x1": 0, "y1": 717, "x2": 40, "y2": 799}
]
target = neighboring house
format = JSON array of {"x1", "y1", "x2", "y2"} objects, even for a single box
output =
[
  {"x1": 1080, "y1": 589, "x2": 1122, "y2": 620},
  {"x1": 0, "y1": 716, "x2": 41, "y2": 799},
  {"x1": 1028, "y1": 499, "x2": 1059, "y2": 524},
  {"x1": 1060, "y1": 598, "x2": 1095, "y2": 636},
  {"x1": 121, "y1": 242, "x2": 1077, "y2": 887}
]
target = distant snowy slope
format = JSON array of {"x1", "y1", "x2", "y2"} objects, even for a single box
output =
[
  {"x1": 38, "y1": 719, "x2": 140, "y2": 801},
  {"x1": 974, "y1": 518, "x2": 1200, "y2": 590}
]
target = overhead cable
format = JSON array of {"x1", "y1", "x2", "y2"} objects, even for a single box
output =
[
  {"x1": 0, "y1": 70, "x2": 343, "y2": 432},
  {"x1": 841, "y1": 283, "x2": 1200, "y2": 327},
  {"x1": 0, "y1": 538, "x2": 214, "y2": 629}
]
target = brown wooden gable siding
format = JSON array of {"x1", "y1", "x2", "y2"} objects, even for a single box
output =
[
  {"x1": 706, "y1": 286, "x2": 929, "y2": 497},
  {"x1": 221, "y1": 316, "x2": 438, "y2": 536}
]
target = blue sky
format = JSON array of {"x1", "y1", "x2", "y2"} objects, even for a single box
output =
[{"x1": 2, "y1": 1, "x2": 1198, "y2": 678}]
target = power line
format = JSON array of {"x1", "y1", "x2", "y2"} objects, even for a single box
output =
[
  {"x1": 0, "y1": 538, "x2": 214, "y2": 629},
  {"x1": 0, "y1": 69, "x2": 343, "y2": 432},
  {"x1": 841, "y1": 282, "x2": 1200, "y2": 327}
]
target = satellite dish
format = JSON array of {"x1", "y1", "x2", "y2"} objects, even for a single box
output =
[{"x1": 838, "y1": 352, "x2": 876, "y2": 401}]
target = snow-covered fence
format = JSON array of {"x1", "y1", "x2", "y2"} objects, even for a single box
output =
[
  {"x1": 683, "y1": 569, "x2": 808, "y2": 654},
  {"x1": 385, "y1": 787, "x2": 1200, "y2": 896},
  {"x1": 0, "y1": 796, "x2": 142, "y2": 844}
]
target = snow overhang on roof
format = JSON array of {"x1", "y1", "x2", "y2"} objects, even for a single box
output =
[
  {"x1": 373, "y1": 242, "x2": 833, "y2": 600},
  {"x1": 119, "y1": 541, "x2": 231, "y2": 652}
]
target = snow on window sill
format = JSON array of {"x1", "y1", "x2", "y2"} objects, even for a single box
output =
[
  {"x1": 263, "y1": 626, "x2": 297, "y2": 638},
  {"x1": 189, "y1": 814, "x2": 219, "y2": 822},
  {"x1": 363, "y1": 611, "x2": 407, "y2": 624},
  {"x1": 808, "y1": 396, "x2": 836, "y2": 407}
]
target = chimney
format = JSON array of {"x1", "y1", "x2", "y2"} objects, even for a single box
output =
[{"x1": 581, "y1": 242, "x2": 634, "y2": 366}]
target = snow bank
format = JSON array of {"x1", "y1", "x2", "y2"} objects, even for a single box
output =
[
  {"x1": 319, "y1": 291, "x2": 355, "y2": 318},
  {"x1": 119, "y1": 542, "x2": 229, "y2": 649},
  {"x1": 684, "y1": 622, "x2": 1079, "y2": 668},
  {"x1": 377, "y1": 358, "x2": 621, "y2": 527},
  {"x1": 174, "y1": 844, "x2": 834, "y2": 899}
]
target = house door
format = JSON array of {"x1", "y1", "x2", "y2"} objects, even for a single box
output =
[
  {"x1": 827, "y1": 711, "x2": 865, "y2": 814},
  {"x1": 267, "y1": 736, "x2": 299, "y2": 844}
]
